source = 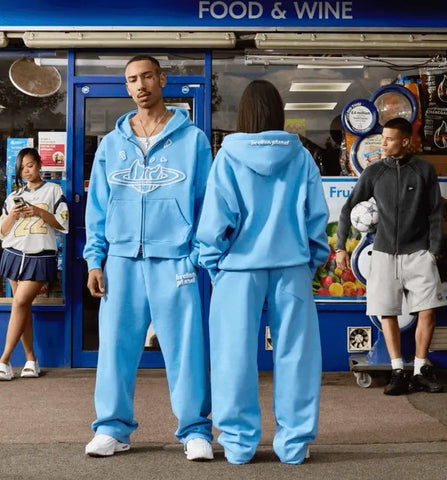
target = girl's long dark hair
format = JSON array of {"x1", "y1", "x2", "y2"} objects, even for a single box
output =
[
  {"x1": 236, "y1": 80, "x2": 285, "y2": 133},
  {"x1": 14, "y1": 147, "x2": 41, "y2": 190}
]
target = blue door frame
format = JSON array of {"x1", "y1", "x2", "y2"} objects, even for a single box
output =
[{"x1": 71, "y1": 77, "x2": 210, "y2": 367}]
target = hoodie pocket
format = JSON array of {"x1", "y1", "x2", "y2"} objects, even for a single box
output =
[
  {"x1": 143, "y1": 198, "x2": 191, "y2": 244},
  {"x1": 106, "y1": 199, "x2": 142, "y2": 243}
]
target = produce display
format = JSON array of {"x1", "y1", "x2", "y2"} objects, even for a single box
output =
[{"x1": 313, "y1": 222, "x2": 366, "y2": 298}]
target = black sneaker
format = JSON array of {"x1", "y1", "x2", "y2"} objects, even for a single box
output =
[
  {"x1": 384, "y1": 369, "x2": 409, "y2": 395},
  {"x1": 409, "y1": 365, "x2": 444, "y2": 393}
]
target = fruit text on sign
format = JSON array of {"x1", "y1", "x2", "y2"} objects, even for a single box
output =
[{"x1": 329, "y1": 186, "x2": 354, "y2": 198}]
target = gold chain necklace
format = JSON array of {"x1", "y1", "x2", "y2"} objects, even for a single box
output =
[{"x1": 139, "y1": 110, "x2": 168, "y2": 148}]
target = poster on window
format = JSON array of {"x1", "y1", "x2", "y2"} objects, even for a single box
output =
[
  {"x1": 6, "y1": 137, "x2": 33, "y2": 174},
  {"x1": 313, "y1": 178, "x2": 366, "y2": 300},
  {"x1": 6, "y1": 137, "x2": 34, "y2": 194},
  {"x1": 38, "y1": 131, "x2": 66, "y2": 171}
]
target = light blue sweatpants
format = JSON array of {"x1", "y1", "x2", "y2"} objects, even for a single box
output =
[
  {"x1": 209, "y1": 266, "x2": 322, "y2": 464},
  {"x1": 92, "y1": 255, "x2": 212, "y2": 444}
]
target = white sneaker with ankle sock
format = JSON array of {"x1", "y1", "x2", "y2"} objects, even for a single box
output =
[
  {"x1": 184, "y1": 438, "x2": 214, "y2": 461},
  {"x1": 85, "y1": 434, "x2": 130, "y2": 457},
  {"x1": 0, "y1": 362, "x2": 13, "y2": 381},
  {"x1": 413, "y1": 356, "x2": 427, "y2": 376}
]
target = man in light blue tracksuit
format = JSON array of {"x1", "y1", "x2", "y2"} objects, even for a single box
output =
[
  {"x1": 83, "y1": 55, "x2": 213, "y2": 460},
  {"x1": 197, "y1": 80, "x2": 329, "y2": 465}
]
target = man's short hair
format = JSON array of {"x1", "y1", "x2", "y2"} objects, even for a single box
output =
[
  {"x1": 125, "y1": 55, "x2": 161, "y2": 71},
  {"x1": 383, "y1": 117, "x2": 412, "y2": 137}
]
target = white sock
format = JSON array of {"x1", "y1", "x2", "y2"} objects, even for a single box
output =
[
  {"x1": 391, "y1": 358, "x2": 404, "y2": 370},
  {"x1": 413, "y1": 357, "x2": 427, "y2": 376}
]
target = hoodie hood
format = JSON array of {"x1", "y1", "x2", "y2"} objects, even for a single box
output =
[
  {"x1": 220, "y1": 131, "x2": 303, "y2": 176},
  {"x1": 116, "y1": 106, "x2": 193, "y2": 142}
]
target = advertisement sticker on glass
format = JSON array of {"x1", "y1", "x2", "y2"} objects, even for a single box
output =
[
  {"x1": 6, "y1": 138, "x2": 33, "y2": 175},
  {"x1": 341, "y1": 99, "x2": 378, "y2": 137},
  {"x1": 370, "y1": 84, "x2": 417, "y2": 127},
  {"x1": 38, "y1": 131, "x2": 66, "y2": 171},
  {"x1": 349, "y1": 133, "x2": 383, "y2": 176}
]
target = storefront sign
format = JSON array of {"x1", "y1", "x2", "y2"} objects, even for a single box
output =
[{"x1": 0, "y1": 1, "x2": 445, "y2": 29}]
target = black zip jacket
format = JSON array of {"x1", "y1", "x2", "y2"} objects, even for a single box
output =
[{"x1": 336, "y1": 154, "x2": 443, "y2": 255}]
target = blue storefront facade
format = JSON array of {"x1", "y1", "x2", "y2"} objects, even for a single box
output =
[{"x1": 0, "y1": 1, "x2": 446, "y2": 373}]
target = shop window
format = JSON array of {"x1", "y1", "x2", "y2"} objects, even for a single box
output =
[
  {"x1": 74, "y1": 51, "x2": 205, "y2": 76},
  {"x1": 211, "y1": 51, "x2": 447, "y2": 302},
  {"x1": 0, "y1": 53, "x2": 68, "y2": 302},
  {"x1": 211, "y1": 52, "x2": 447, "y2": 175}
]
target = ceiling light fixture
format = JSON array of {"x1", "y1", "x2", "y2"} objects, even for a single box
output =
[
  {"x1": 34, "y1": 56, "x2": 204, "y2": 69},
  {"x1": 246, "y1": 54, "x2": 447, "y2": 68},
  {"x1": 245, "y1": 55, "x2": 365, "y2": 68},
  {"x1": 0, "y1": 33, "x2": 8, "y2": 48},
  {"x1": 254, "y1": 33, "x2": 447, "y2": 54},
  {"x1": 166, "y1": 102, "x2": 190, "y2": 110},
  {"x1": 296, "y1": 64, "x2": 364, "y2": 69},
  {"x1": 285, "y1": 102, "x2": 337, "y2": 111},
  {"x1": 290, "y1": 82, "x2": 351, "y2": 92},
  {"x1": 23, "y1": 31, "x2": 236, "y2": 48}
]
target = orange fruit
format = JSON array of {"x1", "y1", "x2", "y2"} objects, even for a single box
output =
[{"x1": 329, "y1": 282, "x2": 344, "y2": 296}]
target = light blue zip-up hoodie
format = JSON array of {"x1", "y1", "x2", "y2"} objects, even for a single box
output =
[
  {"x1": 84, "y1": 107, "x2": 212, "y2": 271},
  {"x1": 197, "y1": 131, "x2": 329, "y2": 277}
]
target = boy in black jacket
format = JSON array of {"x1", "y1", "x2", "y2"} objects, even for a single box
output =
[{"x1": 336, "y1": 117, "x2": 446, "y2": 395}]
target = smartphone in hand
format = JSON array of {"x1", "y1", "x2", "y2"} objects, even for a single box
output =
[{"x1": 13, "y1": 196, "x2": 27, "y2": 208}]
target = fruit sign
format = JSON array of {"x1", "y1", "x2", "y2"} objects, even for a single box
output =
[
  {"x1": 314, "y1": 178, "x2": 366, "y2": 300},
  {"x1": 313, "y1": 222, "x2": 366, "y2": 299}
]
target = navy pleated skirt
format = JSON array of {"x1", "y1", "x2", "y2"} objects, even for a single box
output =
[{"x1": 0, "y1": 248, "x2": 58, "y2": 282}]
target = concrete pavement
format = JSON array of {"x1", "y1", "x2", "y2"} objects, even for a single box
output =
[{"x1": 1, "y1": 369, "x2": 446, "y2": 480}]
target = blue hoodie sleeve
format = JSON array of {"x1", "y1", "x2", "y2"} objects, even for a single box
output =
[
  {"x1": 197, "y1": 151, "x2": 240, "y2": 277},
  {"x1": 189, "y1": 130, "x2": 213, "y2": 267},
  {"x1": 305, "y1": 155, "x2": 330, "y2": 273},
  {"x1": 83, "y1": 141, "x2": 110, "y2": 271}
]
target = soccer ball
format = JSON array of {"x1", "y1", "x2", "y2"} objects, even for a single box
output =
[{"x1": 350, "y1": 198, "x2": 379, "y2": 233}]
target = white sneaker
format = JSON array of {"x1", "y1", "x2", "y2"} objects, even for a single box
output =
[
  {"x1": 21, "y1": 360, "x2": 40, "y2": 378},
  {"x1": 85, "y1": 434, "x2": 130, "y2": 457},
  {"x1": 0, "y1": 362, "x2": 13, "y2": 381},
  {"x1": 184, "y1": 438, "x2": 214, "y2": 461},
  {"x1": 306, "y1": 446, "x2": 310, "y2": 459}
]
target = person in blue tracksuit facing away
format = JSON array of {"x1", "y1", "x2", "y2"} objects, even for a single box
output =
[
  {"x1": 197, "y1": 80, "x2": 330, "y2": 465},
  {"x1": 83, "y1": 55, "x2": 213, "y2": 460}
]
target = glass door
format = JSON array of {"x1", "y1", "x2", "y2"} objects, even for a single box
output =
[{"x1": 72, "y1": 81, "x2": 205, "y2": 367}]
